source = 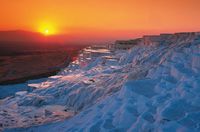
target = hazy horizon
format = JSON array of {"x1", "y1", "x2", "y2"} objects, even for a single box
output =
[{"x1": 1, "y1": 29, "x2": 200, "y2": 44}]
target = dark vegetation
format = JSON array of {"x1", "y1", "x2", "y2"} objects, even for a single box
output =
[{"x1": 0, "y1": 41, "x2": 88, "y2": 85}]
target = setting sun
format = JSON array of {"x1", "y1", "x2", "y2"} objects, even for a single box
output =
[
  {"x1": 38, "y1": 22, "x2": 57, "y2": 35},
  {"x1": 44, "y1": 29, "x2": 49, "y2": 35}
]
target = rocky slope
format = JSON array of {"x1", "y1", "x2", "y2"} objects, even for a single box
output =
[{"x1": 1, "y1": 32, "x2": 200, "y2": 132}]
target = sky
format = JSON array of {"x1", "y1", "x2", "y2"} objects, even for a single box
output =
[{"x1": 0, "y1": 0, "x2": 200, "y2": 41}]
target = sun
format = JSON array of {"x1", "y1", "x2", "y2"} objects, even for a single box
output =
[
  {"x1": 38, "y1": 22, "x2": 56, "y2": 35},
  {"x1": 44, "y1": 29, "x2": 49, "y2": 35}
]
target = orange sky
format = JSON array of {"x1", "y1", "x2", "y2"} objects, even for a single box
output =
[{"x1": 0, "y1": 0, "x2": 200, "y2": 40}]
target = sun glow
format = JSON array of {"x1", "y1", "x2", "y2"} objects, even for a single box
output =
[
  {"x1": 38, "y1": 22, "x2": 56, "y2": 35},
  {"x1": 44, "y1": 29, "x2": 49, "y2": 35}
]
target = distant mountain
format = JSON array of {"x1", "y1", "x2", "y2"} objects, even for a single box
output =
[
  {"x1": 0, "y1": 30, "x2": 48, "y2": 42},
  {"x1": 0, "y1": 30, "x2": 115, "y2": 44},
  {"x1": 0, "y1": 30, "x2": 81, "y2": 44},
  {"x1": 0, "y1": 30, "x2": 88, "y2": 55}
]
